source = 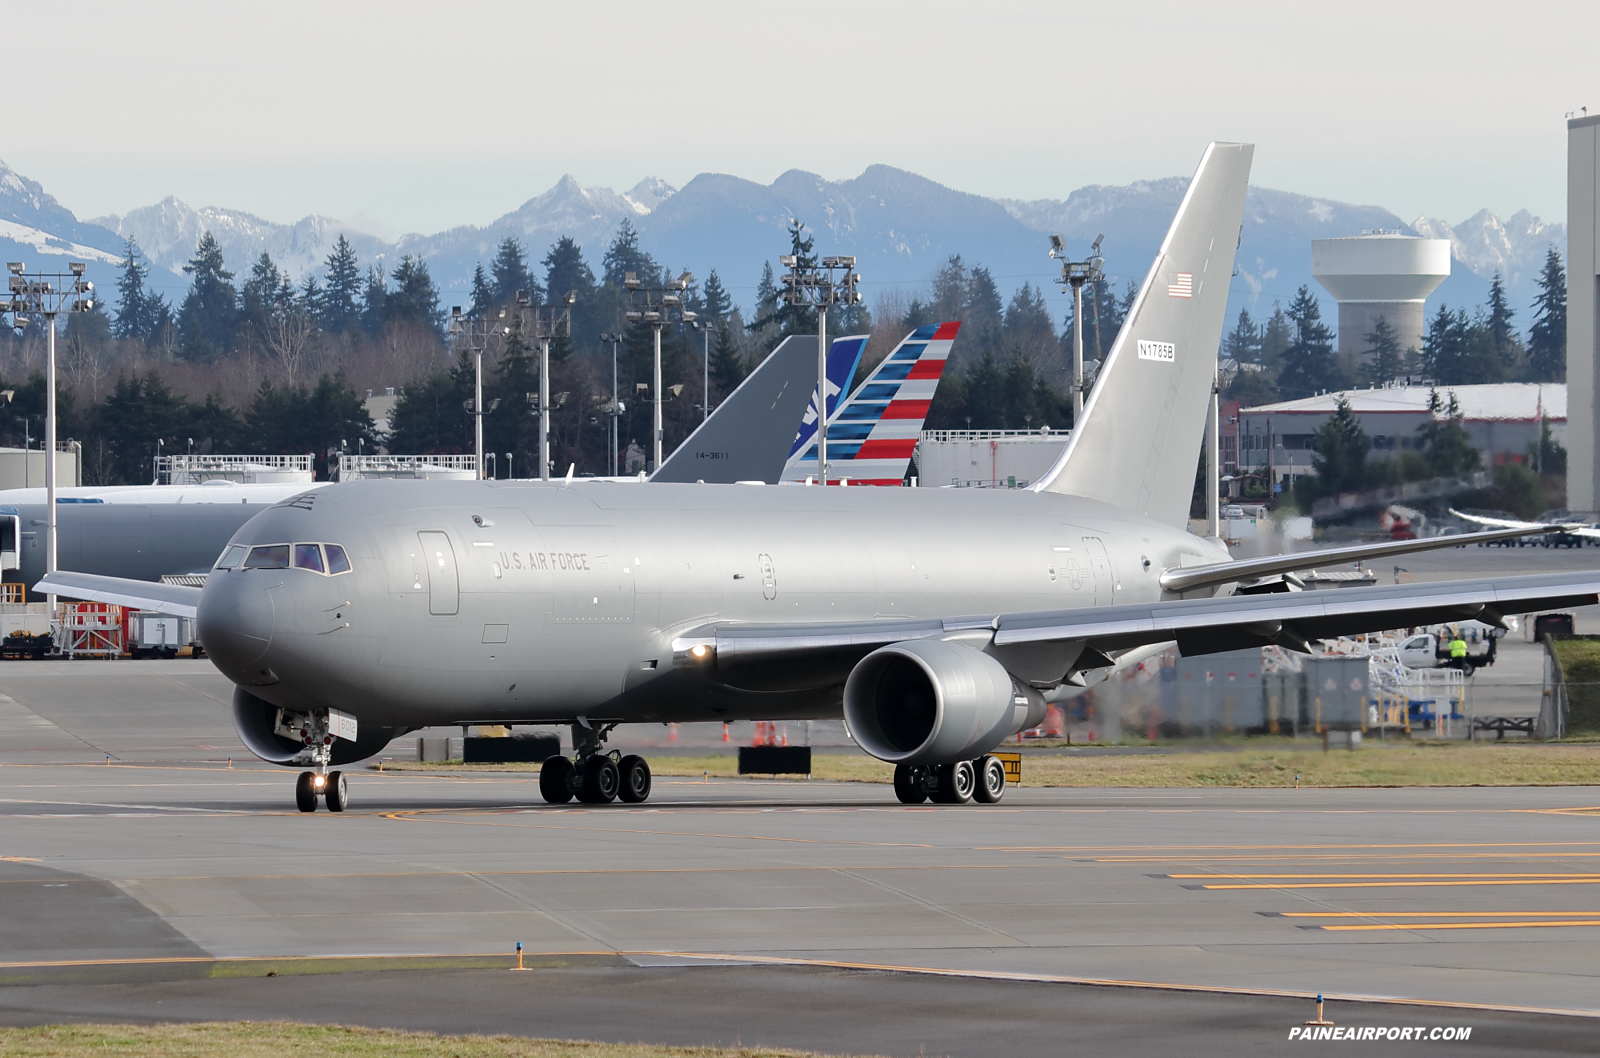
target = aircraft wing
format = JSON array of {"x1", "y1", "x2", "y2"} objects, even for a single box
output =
[
  {"x1": 677, "y1": 571, "x2": 1599, "y2": 684},
  {"x1": 1450, "y1": 507, "x2": 1600, "y2": 540},
  {"x1": 1161, "y1": 522, "x2": 1586, "y2": 593},
  {"x1": 33, "y1": 571, "x2": 201, "y2": 618}
]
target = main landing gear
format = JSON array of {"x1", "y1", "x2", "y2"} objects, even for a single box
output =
[
  {"x1": 893, "y1": 755, "x2": 1007, "y2": 805},
  {"x1": 539, "y1": 722, "x2": 652, "y2": 805}
]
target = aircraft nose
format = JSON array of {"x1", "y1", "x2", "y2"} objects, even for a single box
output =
[{"x1": 198, "y1": 573, "x2": 276, "y2": 681}]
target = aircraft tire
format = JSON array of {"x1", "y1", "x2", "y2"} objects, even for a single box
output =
[
  {"x1": 325, "y1": 771, "x2": 348, "y2": 812},
  {"x1": 931, "y1": 760, "x2": 975, "y2": 805},
  {"x1": 618, "y1": 755, "x2": 651, "y2": 803},
  {"x1": 579, "y1": 756, "x2": 620, "y2": 804},
  {"x1": 893, "y1": 764, "x2": 928, "y2": 804},
  {"x1": 540, "y1": 756, "x2": 575, "y2": 804},
  {"x1": 295, "y1": 771, "x2": 318, "y2": 813},
  {"x1": 973, "y1": 755, "x2": 1006, "y2": 803}
]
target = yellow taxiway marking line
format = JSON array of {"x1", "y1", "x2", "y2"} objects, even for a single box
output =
[
  {"x1": 1, "y1": 949, "x2": 1596, "y2": 1020},
  {"x1": 1171, "y1": 872, "x2": 1600, "y2": 880},
  {"x1": 1201, "y1": 878, "x2": 1600, "y2": 890},
  {"x1": 1097, "y1": 852, "x2": 1600, "y2": 863},
  {"x1": 0, "y1": 856, "x2": 41, "y2": 862},
  {"x1": 1282, "y1": 911, "x2": 1600, "y2": 917},
  {"x1": 989, "y1": 841, "x2": 1600, "y2": 852},
  {"x1": 1317, "y1": 920, "x2": 1600, "y2": 931}
]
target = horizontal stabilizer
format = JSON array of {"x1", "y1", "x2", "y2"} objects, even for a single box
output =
[{"x1": 33, "y1": 571, "x2": 201, "y2": 618}]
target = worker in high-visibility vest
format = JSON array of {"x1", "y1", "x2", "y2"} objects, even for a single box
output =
[{"x1": 1449, "y1": 634, "x2": 1469, "y2": 671}]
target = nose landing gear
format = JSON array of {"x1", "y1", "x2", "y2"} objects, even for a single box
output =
[
  {"x1": 537, "y1": 722, "x2": 652, "y2": 805},
  {"x1": 285, "y1": 709, "x2": 351, "y2": 813}
]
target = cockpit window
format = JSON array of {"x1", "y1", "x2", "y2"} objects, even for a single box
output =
[
  {"x1": 294, "y1": 543, "x2": 325, "y2": 572},
  {"x1": 325, "y1": 544, "x2": 352, "y2": 574},
  {"x1": 244, "y1": 544, "x2": 290, "y2": 569},
  {"x1": 215, "y1": 544, "x2": 248, "y2": 569}
]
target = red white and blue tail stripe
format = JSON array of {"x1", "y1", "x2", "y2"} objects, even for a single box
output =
[{"x1": 781, "y1": 321, "x2": 959, "y2": 485}]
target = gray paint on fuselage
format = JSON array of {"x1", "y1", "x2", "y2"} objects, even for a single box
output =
[
  {"x1": 9, "y1": 502, "x2": 274, "y2": 590},
  {"x1": 198, "y1": 479, "x2": 1222, "y2": 731}
]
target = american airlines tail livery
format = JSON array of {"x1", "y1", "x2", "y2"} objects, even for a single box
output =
[{"x1": 42, "y1": 142, "x2": 1597, "y2": 812}]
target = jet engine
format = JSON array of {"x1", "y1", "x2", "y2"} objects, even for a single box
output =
[
  {"x1": 232, "y1": 687, "x2": 397, "y2": 767},
  {"x1": 843, "y1": 639, "x2": 1043, "y2": 765}
]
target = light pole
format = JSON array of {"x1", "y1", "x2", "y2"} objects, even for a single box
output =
[
  {"x1": 688, "y1": 320, "x2": 715, "y2": 421},
  {"x1": 600, "y1": 332, "x2": 624, "y2": 476},
  {"x1": 625, "y1": 272, "x2": 696, "y2": 472},
  {"x1": 505, "y1": 452, "x2": 514, "y2": 480},
  {"x1": 1049, "y1": 234, "x2": 1104, "y2": 424},
  {"x1": 5, "y1": 261, "x2": 94, "y2": 605},
  {"x1": 778, "y1": 252, "x2": 861, "y2": 484},
  {"x1": 514, "y1": 290, "x2": 576, "y2": 480},
  {"x1": 447, "y1": 305, "x2": 512, "y2": 479}
]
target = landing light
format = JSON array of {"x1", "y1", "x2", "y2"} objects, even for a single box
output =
[
  {"x1": 313, "y1": 775, "x2": 326, "y2": 788},
  {"x1": 690, "y1": 644, "x2": 710, "y2": 659}
]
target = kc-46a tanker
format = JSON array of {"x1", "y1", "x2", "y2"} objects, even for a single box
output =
[{"x1": 43, "y1": 142, "x2": 1600, "y2": 812}]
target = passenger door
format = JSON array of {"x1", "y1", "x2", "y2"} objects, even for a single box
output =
[{"x1": 417, "y1": 531, "x2": 459, "y2": 616}]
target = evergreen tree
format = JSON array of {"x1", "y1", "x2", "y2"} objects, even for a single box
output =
[
  {"x1": 543, "y1": 237, "x2": 597, "y2": 303},
  {"x1": 299, "y1": 273, "x2": 323, "y2": 313},
  {"x1": 701, "y1": 270, "x2": 731, "y2": 322},
  {"x1": 1004, "y1": 282, "x2": 1054, "y2": 350},
  {"x1": 113, "y1": 238, "x2": 155, "y2": 341},
  {"x1": 1260, "y1": 303, "x2": 1293, "y2": 373},
  {"x1": 1307, "y1": 397, "x2": 1371, "y2": 497},
  {"x1": 1423, "y1": 305, "x2": 1502, "y2": 385},
  {"x1": 1362, "y1": 316, "x2": 1404, "y2": 385},
  {"x1": 1222, "y1": 308, "x2": 1262, "y2": 365},
  {"x1": 965, "y1": 265, "x2": 1003, "y2": 352},
  {"x1": 176, "y1": 231, "x2": 237, "y2": 361},
  {"x1": 1485, "y1": 270, "x2": 1518, "y2": 368},
  {"x1": 1275, "y1": 286, "x2": 1340, "y2": 399},
  {"x1": 387, "y1": 255, "x2": 441, "y2": 336},
  {"x1": 96, "y1": 371, "x2": 196, "y2": 483},
  {"x1": 1416, "y1": 388, "x2": 1480, "y2": 476},
  {"x1": 709, "y1": 322, "x2": 745, "y2": 395},
  {"x1": 491, "y1": 235, "x2": 542, "y2": 306},
  {"x1": 602, "y1": 218, "x2": 658, "y2": 288},
  {"x1": 237, "y1": 252, "x2": 287, "y2": 345},
  {"x1": 388, "y1": 359, "x2": 474, "y2": 454},
  {"x1": 320, "y1": 235, "x2": 362, "y2": 333},
  {"x1": 469, "y1": 265, "x2": 494, "y2": 318},
  {"x1": 1528, "y1": 247, "x2": 1567, "y2": 382},
  {"x1": 360, "y1": 265, "x2": 387, "y2": 336}
]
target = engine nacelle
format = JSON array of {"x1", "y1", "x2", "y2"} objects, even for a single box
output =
[
  {"x1": 232, "y1": 687, "x2": 397, "y2": 767},
  {"x1": 843, "y1": 639, "x2": 1041, "y2": 765}
]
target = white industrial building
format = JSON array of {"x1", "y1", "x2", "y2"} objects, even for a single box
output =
[
  {"x1": 914, "y1": 429, "x2": 1069, "y2": 488},
  {"x1": 0, "y1": 447, "x2": 81, "y2": 491},
  {"x1": 1311, "y1": 232, "x2": 1451, "y2": 359},
  {"x1": 1238, "y1": 382, "x2": 1564, "y2": 491},
  {"x1": 1569, "y1": 114, "x2": 1600, "y2": 515}
]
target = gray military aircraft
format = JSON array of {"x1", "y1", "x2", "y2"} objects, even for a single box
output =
[{"x1": 42, "y1": 142, "x2": 1598, "y2": 813}]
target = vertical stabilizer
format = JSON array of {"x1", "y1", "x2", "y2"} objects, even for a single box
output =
[
  {"x1": 1033, "y1": 142, "x2": 1253, "y2": 527},
  {"x1": 787, "y1": 336, "x2": 868, "y2": 461}
]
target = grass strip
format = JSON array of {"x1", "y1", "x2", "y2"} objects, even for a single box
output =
[
  {"x1": 0, "y1": 1022, "x2": 872, "y2": 1058},
  {"x1": 379, "y1": 743, "x2": 1600, "y2": 788}
]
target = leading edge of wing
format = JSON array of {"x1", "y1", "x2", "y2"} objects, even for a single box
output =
[
  {"x1": 676, "y1": 571, "x2": 1600, "y2": 668},
  {"x1": 33, "y1": 571, "x2": 201, "y2": 619}
]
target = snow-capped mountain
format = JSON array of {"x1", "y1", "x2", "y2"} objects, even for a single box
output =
[
  {"x1": 1412, "y1": 209, "x2": 1566, "y2": 291},
  {"x1": 90, "y1": 198, "x2": 392, "y2": 288}
]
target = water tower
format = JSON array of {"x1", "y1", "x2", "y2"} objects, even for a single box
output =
[{"x1": 1310, "y1": 232, "x2": 1450, "y2": 361}]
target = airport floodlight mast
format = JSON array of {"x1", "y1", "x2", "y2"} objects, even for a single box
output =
[
  {"x1": 5, "y1": 261, "x2": 94, "y2": 606},
  {"x1": 447, "y1": 306, "x2": 512, "y2": 479},
  {"x1": 688, "y1": 320, "x2": 714, "y2": 421},
  {"x1": 779, "y1": 252, "x2": 862, "y2": 485},
  {"x1": 624, "y1": 272, "x2": 695, "y2": 472},
  {"x1": 599, "y1": 332, "x2": 624, "y2": 476},
  {"x1": 1050, "y1": 234, "x2": 1104, "y2": 423},
  {"x1": 514, "y1": 290, "x2": 576, "y2": 480}
]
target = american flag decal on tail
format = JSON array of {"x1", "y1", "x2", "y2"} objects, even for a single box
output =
[
  {"x1": 781, "y1": 321, "x2": 960, "y2": 486},
  {"x1": 1168, "y1": 272, "x2": 1193, "y2": 298}
]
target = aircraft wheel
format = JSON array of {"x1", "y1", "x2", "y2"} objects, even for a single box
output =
[
  {"x1": 578, "y1": 756, "x2": 619, "y2": 804},
  {"x1": 893, "y1": 764, "x2": 928, "y2": 804},
  {"x1": 539, "y1": 756, "x2": 575, "y2": 804},
  {"x1": 931, "y1": 760, "x2": 975, "y2": 805},
  {"x1": 324, "y1": 771, "x2": 348, "y2": 812},
  {"x1": 295, "y1": 771, "x2": 318, "y2": 813},
  {"x1": 618, "y1": 755, "x2": 652, "y2": 803},
  {"x1": 973, "y1": 755, "x2": 1007, "y2": 804}
]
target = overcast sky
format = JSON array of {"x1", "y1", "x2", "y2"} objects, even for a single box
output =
[{"x1": 6, "y1": 0, "x2": 1596, "y2": 238}]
